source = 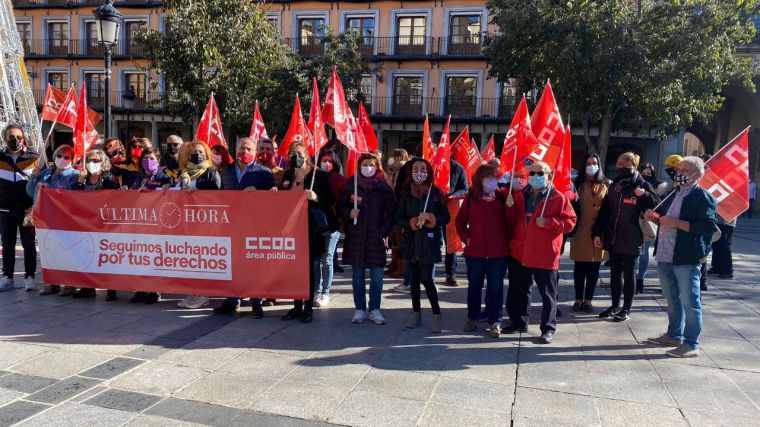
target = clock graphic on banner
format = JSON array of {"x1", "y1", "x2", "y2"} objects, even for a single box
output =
[
  {"x1": 159, "y1": 202, "x2": 182, "y2": 229},
  {"x1": 42, "y1": 230, "x2": 96, "y2": 271}
]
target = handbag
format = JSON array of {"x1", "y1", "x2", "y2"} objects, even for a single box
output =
[
  {"x1": 308, "y1": 202, "x2": 335, "y2": 235},
  {"x1": 639, "y1": 215, "x2": 658, "y2": 241}
]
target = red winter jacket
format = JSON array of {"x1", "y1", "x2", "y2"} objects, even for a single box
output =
[
  {"x1": 507, "y1": 188, "x2": 576, "y2": 270},
  {"x1": 456, "y1": 191, "x2": 510, "y2": 259}
]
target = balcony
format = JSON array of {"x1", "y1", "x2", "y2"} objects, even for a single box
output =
[
  {"x1": 32, "y1": 89, "x2": 165, "y2": 113},
  {"x1": 281, "y1": 35, "x2": 489, "y2": 60},
  {"x1": 22, "y1": 39, "x2": 146, "y2": 59},
  {"x1": 366, "y1": 96, "x2": 516, "y2": 121},
  {"x1": 12, "y1": 0, "x2": 162, "y2": 8}
]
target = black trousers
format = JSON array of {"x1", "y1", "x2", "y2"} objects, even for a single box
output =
[
  {"x1": 506, "y1": 259, "x2": 558, "y2": 333},
  {"x1": 0, "y1": 211, "x2": 36, "y2": 278},
  {"x1": 573, "y1": 261, "x2": 601, "y2": 301},
  {"x1": 293, "y1": 255, "x2": 321, "y2": 313},
  {"x1": 410, "y1": 262, "x2": 441, "y2": 314},
  {"x1": 609, "y1": 253, "x2": 638, "y2": 310},
  {"x1": 711, "y1": 224, "x2": 734, "y2": 275}
]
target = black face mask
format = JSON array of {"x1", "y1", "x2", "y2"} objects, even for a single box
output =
[
  {"x1": 167, "y1": 144, "x2": 180, "y2": 155},
  {"x1": 290, "y1": 154, "x2": 305, "y2": 169},
  {"x1": 616, "y1": 167, "x2": 634, "y2": 180},
  {"x1": 190, "y1": 152, "x2": 205, "y2": 165},
  {"x1": 642, "y1": 175, "x2": 655, "y2": 184},
  {"x1": 5, "y1": 135, "x2": 21, "y2": 152},
  {"x1": 665, "y1": 168, "x2": 676, "y2": 179}
]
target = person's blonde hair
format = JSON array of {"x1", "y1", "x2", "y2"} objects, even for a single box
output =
[
  {"x1": 85, "y1": 149, "x2": 111, "y2": 172},
  {"x1": 617, "y1": 152, "x2": 640, "y2": 168},
  {"x1": 391, "y1": 148, "x2": 410, "y2": 164}
]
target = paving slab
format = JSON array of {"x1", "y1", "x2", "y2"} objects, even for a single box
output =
[
  {"x1": 9, "y1": 349, "x2": 112, "y2": 380},
  {"x1": 0, "y1": 400, "x2": 51, "y2": 426},
  {"x1": 595, "y1": 397, "x2": 687, "y2": 427},
  {"x1": 352, "y1": 369, "x2": 438, "y2": 402},
  {"x1": 249, "y1": 380, "x2": 349, "y2": 422},
  {"x1": 175, "y1": 371, "x2": 275, "y2": 409},
  {"x1": 0, "y1": 372, "x2": 57, "y2": 394},
  {"x1": 144, "y1": 398, "x2": 242, "y2": 427},
  {"x1": 430, "y1": 376, "x2": 513, "y2": 411},
  {"x1": 418, "y1": 403, "x2": 510, "y2": 427},
  {"x1": 79, "y1": 357, "x2": 145, "y2": 380},
  {"x1": 512, "y1": 387, "x2": 600, "y2": 426},
  {"x1": 15, "y1": 401, "x2": 136, "y2": 427},
  {"x1": 327, "y1": 389, "x2": 426, "y2": 427},
  {"x1": 108, "y1": 362, "x2": 206, "y2": 396},
  {"x1": 84, "y1": 388, "x2": 163, "y2": 413},
  {"x1": 26, "y1": 376, "x2": 101, "y2": 405}
]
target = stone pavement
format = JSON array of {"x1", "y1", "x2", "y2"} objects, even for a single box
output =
[{"x1": 1, "y1": 219, "x2": 760, "y2": 426}]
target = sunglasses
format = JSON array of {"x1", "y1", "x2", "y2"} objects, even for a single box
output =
[
  {"x1": 528, "y1": 171, "x2": 546, "y2": 176},
  {"x1": 86, "y1": 159, "x2": 102, "y2": 163},
  {"x1": 55, "y1": 154, "x2": 72, "y2": 160}
]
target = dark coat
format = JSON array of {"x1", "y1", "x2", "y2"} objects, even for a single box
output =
[
  {"x1": 182, "y1": 168, "x2": 221, "y2": 190},
  {"x1": 0, "y1": 149, "x2": 39, "y2": 213},
  {"x1": 221, "y1": 162, "x2": 275, "y2": 191},
  {"x1": 282, "y1": 168, "x2": 336, "y2": 258},
  {"x1": 337, "y1": 175, "x2": 396, "y2": 267},
  {"x1": 71, "y1": 172, "x2": 121, "y2": 190},
  {"x1": 654, "y1": 186, "x2": 718, "y2": 265},
  {"x1": 131, "y1": 168, "x2": 173, "y2": 190},
  {"x1": 395, "y1": 186, "x2": 451, "y2": 264},
  {"x1": 447, "y1": 158, "x2": 469, "y2": 198},
  {"x1": 592, "y1": 172, "x2": 658, "y2": 256}
]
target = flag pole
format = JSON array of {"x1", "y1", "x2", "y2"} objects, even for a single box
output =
[
  {"x1": 506, "y1": 93, "x2": 526, "y2": 207},
  {"x1": 39, "y1": 121, "x2": 56, "y2": 166},
  {"x1": 206, "y1": 93, "x2": 213, "y2": 146},
  {"x1": 353, "y1": 152, "x2": 359, "y2": 225},
  {"x1": 309, "y1": 148, "x2": 318, "y2": 191}
]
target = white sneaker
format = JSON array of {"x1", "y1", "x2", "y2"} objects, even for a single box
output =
[
  {"x1": 177, "y1": 296, "x2": 191, "y2": 308},
  {"x1": 184, "y1": 296, "x2": 210, "y2": 309},
  {"x1": 352, "y1": 310, "x2": 366, "y2": 323},
  {"x1": 24, "y1": 277, "x2": 37, "y2": 291},
  {"x1": 392, "y1": 283, "x2": 411, "y2": 294},
  {"x1": 313, "y1": 294, "x2": 323, "y2": 308},
  {"x1": 368, "y1": 309, "x2": 386, "y2": 325},
  {"x1": 0, "y1": 277, "x2": 14, "y2": 292},
  {"x1": 319, "y1": 294, "x2": 330, "y2": 307}
]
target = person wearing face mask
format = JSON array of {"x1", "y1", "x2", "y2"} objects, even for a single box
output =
[
  {"x1": 569, "y1": 154, "x2": 610, "y2": 313},
  {"x1": 504, "y1": 161, "x2": 576, "y2": 343},
  {"x1": 634, "y1": 163, "x2": 666, "y2": 294},
  {"x1": 313, "y1": 149, "x2": 347, "y2": 307},
  {"x1": 385, "y1": 149, "x2": 411, "y2": 280},
  {"x1": 663, "y1": 154, "x2": 684, "y2": 193},
  {"x1": 280, "y1": 142, "x2": 336, "y2": 323},
  {"x1": 210, "y1": 144, "x2": 234, "y2": 173},
  {"x1": 644, "y1": 157, "x2": 717, "y2": 358},
  {"x1": 592, "y1": 152, "x2": 658, "y2": 322},
  {"x1": 160, "y1": 135, "x2": 183, "y2": 179},
  {"x1": 109, "y1": 137, "x2": 144, "y2": 189},
  {"x1": 337, "y1": 153, "x2": 395, "y2": 324},
  {"x1": 0, "y1": 124, "x2": 40, "y2": 293},
  {"x1": 255, "y1": 138, "x2": 285, "y2": 188},
  {"x1": 456, "y1": 164, "x2": 511, "y2": 337},
  {"x1": 443, "y1": 157, "x2": 469, "y2": 287},
  {"x1": 70, "y1": 149, "x2": 121, "y2": 299},
  {"x1": 395, "y1": 158, "x2": 451, "y2": 333},
  {"x1": 175, "y1": 141, "x2": 222, "y2": 310},
  {"x1": 27, "y1": 144, "x2": 80, "y2": 296}
]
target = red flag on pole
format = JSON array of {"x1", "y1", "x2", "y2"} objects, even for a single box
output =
[
  {"x1": 358, "y1": 101, "x2": 378, "y2": 152},
  {"x1": 72, "y1": 84, "x2": 90, "y2": 169},
  {"x1": 699, "y1": 127, "x2": 751, "y2": 222},
  {"x1": 195, "y1": 94, "x2": 227, "y2": 148},
  {"x1": 249, "y1": 100, "x2": 269, "y2": 141},
  {"x1": 482, "y1": 135, "x2": 495, "y2": 161},
  {"x1": 452, "y1": 127, "x2": 479, "y2": 186},
  {"x1": 278, "y1": 94, "x2": 315, "y2": 157},
  {"x1": 529, "y1": 82, "x2": 566, "y2": 167},
  {"x1": 422, "y1": 114, "x2": 434, "y2": 161},
  {"x1": 323, "y1": 68, "x2": 359, "y2": 152},
  {"x1": 553, "y1": 124, "x2": 573, "y2": 200},
  {"x1": 470, "y1": 138, "x2": 483, "y2": 162},
  {"x1": 54, "y1": 86, "x2": 79, "y2": 129},
  {"x1": 499, "y1": 96, "x2": 537, "y2": 176},
  {"x1": 308, "y1": 77, "x2": 328, "y2": 155},
  {"x1": 41, "y1": 84, "x2": 66, "y2": 122},
  {"x1": 431, "y1": 115, "x2": 452, "y2": 194}
]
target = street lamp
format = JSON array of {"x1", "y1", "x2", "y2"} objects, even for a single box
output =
[
  {"x1": 93, "y1": 0, "x2": 123, "y2": 139},
  {"x1": 122, "y1": 85, "x2": 136, "y2": 141}
]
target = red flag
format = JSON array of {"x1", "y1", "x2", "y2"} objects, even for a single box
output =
[
  {"x1": 499, "y1": 96, "x2": 537, "y2": 176},
  {"x1": 699, "y1": 127, "x2": 751, "y2": 222},
  {"x1": 322, "y1": 68, "x2": 357, "y2": 152},
  {"x1": 41, "y1": 84, "x2": 66, "y2": 122},
  {"x1": 308, "y1": 77, "x2": 328, "y2": 155},
  {"x1": 73, "y1": 84, "x2": 89, "y2": 169},
  {"x1": 422, "y1": 114, "x2": 434, "y2": 161},
  {"x1": 452, "y1": 127, "x2": 479, "y2": 186},
  {"x1": 249, "y1": 100, "x2": 269, "y2": 141},
  {"x1": 54, "y1": 86, "x2": 79, "y2": 129},
  {"x1": 470, "y1": 138, "x2": 483, "y2": 162},
  {"x1": 278, "y1": 94, "x2": 315, "y2": 157},
  {"x1": 529, "y1": 82, "x2": 566, "y2": 167},
  {"x1": 431, "y1": 115, "x2": 451, "y2": 194},
  {"x1": 358, "y1": 102, "x2": 378, "y2": 152},
  {"x1": 482, "y1": 135, "x2": 495, "y2": 161},
  {"x1": 195, "y1": 94, "x2": 227, "y2": 148},
  {"x1": 346, "y1": 106, "x2": 369, "y2": 154},
  {"x1": 553, "y1": 124, "x2": 573, "y2": 200},
  {"x1": 345, "y1": 149, "x2": 360, "y2": 178}
]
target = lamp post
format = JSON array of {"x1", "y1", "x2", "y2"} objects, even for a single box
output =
[
  {"x1": 93, "y1": 0, "x2": 123, "y2": 139},
  {"x1": 122, "y1": 85, "x2": 136, "y2": 141}
]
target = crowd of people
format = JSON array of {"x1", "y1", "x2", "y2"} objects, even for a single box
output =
[{"x1": 0, "y1": 122, "x2": 726, "y2": 357}]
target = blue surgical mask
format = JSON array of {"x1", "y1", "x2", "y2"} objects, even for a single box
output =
[
  {"x1": 585, "y1": 165, "x2": 599, "y2": 175},
  {"x1": 529, "y1": 175, "x2": 546, "y2": 189},
  {"x1": 482, "y1": 178, "x2": 498, "y2": 193}
]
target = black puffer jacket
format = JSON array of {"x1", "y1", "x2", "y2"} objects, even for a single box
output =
[
  {"x1": 338, "y1": 175, "x2": 396, "y2": 267},
  {"x1": 395, "y1": 185, "x2": 451, "y2": 264},
  {"x1": 592, "y1": 171, "x2": 659, "y2": 256},
  {"x1": 282, "y1": 168, "x2": 336, "y2": 258},
  {"x1": 0, "y1": 149, "x2": 39, "y2": 213}
]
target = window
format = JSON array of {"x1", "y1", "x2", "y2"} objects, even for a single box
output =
[
  {"x1": 266, "y1": 16, "x2": 279, "y2": 32},
  {"x1": 47, "y1": 72, "x2": 68, "y2": 92},
  {"x1": 16, "y1": 22, "x2": 31, "y2": 54},
  {"x1": 124, "y1": 73, "x2": 148, "y2": 107},
  {"x1": 396, "y1": 17, "x2": 426, "y2": 55},
  {"x1": 125, "y1": 21, "x2": 147, "y2": 56},
  {"x1": 346, "y1": 17, "x2": 374, "y2": 55},
  {"x1": 85, "y1": 73, "x2": 105, "y2": 108},
  {"x1": 47, "y1": 22, "x2": 69, "y2": 55},
  {"x1": 359, "y1": 76, "x2": 373, "y2": 112},
  {"x1": 298, "y1": 18, "x2": 326, "y2": 56},
  {"x1": 445, "y1": 76, "x2": 477, "y2": 117},
  {"x1": 84, "y1": 21, "x2": 104, "y2": 56},
  {"x1": 499, "y1": 79, "x2": 519, "y2": 117},
  {"x1": 393, "y1": 76, "x2": 423, "y2": 116},
  {"x1": 448, "y1": 15, "x2": 481, "y2": 55}
]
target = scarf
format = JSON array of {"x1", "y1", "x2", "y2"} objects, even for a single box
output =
[
  {"x1": 411, "y1": 182, "x2": 430, "y2": 199},
  {"x1": 357, "y1": 173, "x2": 383, "y2": 192},
  {"x1": 180, "y1": 160, "x2": 213, "y2": 188}
]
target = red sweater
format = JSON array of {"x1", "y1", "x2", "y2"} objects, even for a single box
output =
[{"x1": 455, "y1": 191, "x2": 511, "y2": 259}]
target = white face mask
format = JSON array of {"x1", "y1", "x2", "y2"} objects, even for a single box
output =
[
  {"x1": 55, "y1": 156, "x2": 72, "y2": 170},
  {"x1": 320, "y1": 162, "x2": 333, "y2": 172},
  {"x1": 388, "y1": 158, "x2": 396, "y2": 167},
  {"x1": 361, "y1": 166, "x2": 377, "y2": 178},
  {"x1": 85, "y1": 161, "x2": 101, "y2": 175},
  {"x1": 212, "y1": 154, "x2": 222, "y2": 166}
]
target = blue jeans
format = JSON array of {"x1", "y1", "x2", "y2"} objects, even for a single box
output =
[
  {"x1": 465, "y1": 256, "x2": 508, "y2": 324},
  {"x1": 352, "y1": 266, "x2": 384, "y2": 311},
  {"x1": 637, "y1": 240, "x2": 653, "y2": 280},
  {"x1": 657, "y1": 262, "x2": 702, "y2": 349},
  {"x1": 318, "y1": 231, "x2": 340, "y2": 295}
]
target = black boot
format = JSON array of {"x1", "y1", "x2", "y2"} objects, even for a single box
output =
[
  {"x1": 106, "y1": 290, "x2": 118, "y2": 301},
  {"x1": 636, "y1": 279, "x2": 644, "y2": 294}
]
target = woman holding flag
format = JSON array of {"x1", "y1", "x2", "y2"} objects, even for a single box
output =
[{"x1": 396, "y1": 158, "x2": 450, "y2": 333}]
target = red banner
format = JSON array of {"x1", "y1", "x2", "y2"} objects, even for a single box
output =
[
  {"x1": 700, "y1": 128, "x2": 750, "y2": 222},
  {"x1": 33, "y1": 189, "x2": 310, "y2": 299}
]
